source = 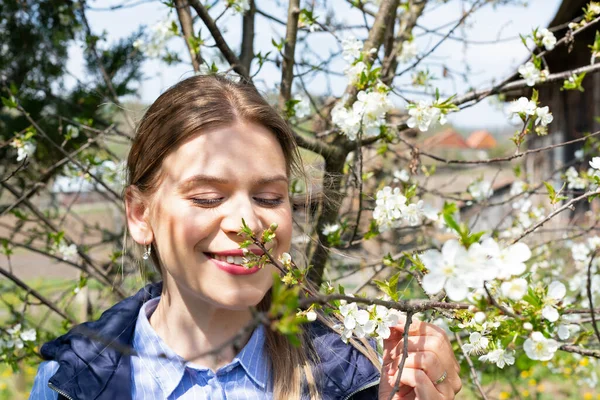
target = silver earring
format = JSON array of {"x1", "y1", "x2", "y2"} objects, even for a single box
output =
[{"x1": 142, "y1": 241, "x2": 151, "y2": 260}]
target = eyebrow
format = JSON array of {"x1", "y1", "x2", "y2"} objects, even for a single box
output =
[{"x1": 177, "y1": 174, "x2": 289, "y2": 192}]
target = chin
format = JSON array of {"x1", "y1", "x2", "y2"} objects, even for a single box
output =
[{"x1": 205, "y1": 287, "x2": 268, "y2": 310}]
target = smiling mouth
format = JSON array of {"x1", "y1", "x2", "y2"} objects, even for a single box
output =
[
  {"x1": 204, "y1": 252, "x2": 262, "y2": 276},
  {"x1": 204, "y1": 253, "x2": 246, "y2": 266}
]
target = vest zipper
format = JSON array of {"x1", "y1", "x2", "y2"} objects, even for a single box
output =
[
  {"x1": 48, "y1": 382, "x2": 75, "y2": 400},
  {"x1": 342, "y1": 378, "x2": 380, "y2": 400}
]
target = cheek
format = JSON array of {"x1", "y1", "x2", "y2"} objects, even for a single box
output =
[
  {"x1": 275, "y1": 210, "x2": 293, "y2": 252},
  {"x1": 152, "y1": 200, "x2": 215, "y2": 251}
]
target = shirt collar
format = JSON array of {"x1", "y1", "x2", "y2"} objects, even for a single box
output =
[
  {"x1": 232, "y1": 322, "x2": 269, "y2": 389},
  {"x1": 133, "y1": 296, "x2": 269, "y2": 396}
]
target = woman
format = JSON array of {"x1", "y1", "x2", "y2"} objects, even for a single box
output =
[{"x1": 30, "y1": 75, "x2": 461, "y2": 399}]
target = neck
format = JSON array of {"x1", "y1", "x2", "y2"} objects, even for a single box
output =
[{"x1": 149, "y1": 278, "x2": 255, "y2": 370}]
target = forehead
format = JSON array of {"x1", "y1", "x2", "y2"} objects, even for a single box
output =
[{"x1": 160, "y1": 121, "x2": 288, "y2": 184}]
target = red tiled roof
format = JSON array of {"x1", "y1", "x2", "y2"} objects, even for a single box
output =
[
  {"x1": 423, "y1": 129, "x2": 469, "y2": 149},
  {"x1": 466, "y1": 130, "x2": 497, "y2": 149}
]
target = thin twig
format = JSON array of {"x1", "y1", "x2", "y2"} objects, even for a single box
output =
[
  {"x1": 387, "y1": 311, "x2": 414, "y2": 400},
  {"x1": 586, "y1": 250, "x2": 600, "y2": 344},
  {"x1": 455, "y1": 332, "x2": 490, "y2": 400}
]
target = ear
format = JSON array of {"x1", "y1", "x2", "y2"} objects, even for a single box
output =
[{"x1": 125, "y1": 186, "x2": 153, "y2": 245}]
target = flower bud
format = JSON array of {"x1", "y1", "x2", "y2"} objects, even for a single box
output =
[
  {"x1": 474, "y1": 312, "x2": 486, "y2": 324},
  {"x1": 523, "y1": 322, "x2": 533, "y2": 331}
]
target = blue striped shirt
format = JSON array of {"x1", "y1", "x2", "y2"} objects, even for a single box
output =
[{"x1": 30, "y1": 297, "x2": 272, "y2": 399}]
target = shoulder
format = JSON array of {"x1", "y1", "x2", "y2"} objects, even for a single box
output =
[
  {"x1": 29, "y1": 361, "x2": 60, "y2": 400},
  {"x1": 306, "y1": 322, "x2": 380, "y2": 399}
]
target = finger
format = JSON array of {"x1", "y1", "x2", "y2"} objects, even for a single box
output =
[
  {"x1": 389, "y1": 317, "x2": 460, "y2": 373},
  {"x1": 386, "y1": 367, "x2": 444, "y2": 400},
  {"x1": 389, "y1": 331, "x2": 459, "y2": 375},
  {"x1": 385, "y1": 351, "x2": 445, "y2": 384},
  {"x1": 384, "y1": 349, "x2": 461, "y2": 396},
  {"x1": 392, "y1": 337, "x2": 461, "y2": 394},
  {"x1": 391, "y1": 318, "x2": 458, "y2": 367}
]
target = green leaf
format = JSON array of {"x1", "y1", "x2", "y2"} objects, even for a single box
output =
[
  {"x1": 543, "y1": 181, "x2": 556, "y2": 198},
  {"x1": 1, "y1": 95, "x2": 18, "y2": 109},
  {"x1": 364, "y1": 220, "x2": 379, "y2": 240},
  {"x1": 443, "y1": 213, "x2": 460, "y2": 234}
]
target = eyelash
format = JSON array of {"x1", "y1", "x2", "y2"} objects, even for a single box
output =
[{"x1": 191, "y1": 197, "x2": 284, "y2": 207}]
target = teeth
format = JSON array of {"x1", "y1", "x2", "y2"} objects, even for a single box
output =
[{"x1": 213, "y1": 254, "x2": 245, "y2": 265}]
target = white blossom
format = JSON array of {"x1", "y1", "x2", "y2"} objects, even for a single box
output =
[
  {"x1": 136, "y1": 19, "x2": 178, "y2": 58},
  {"x1": 372, "y1": 186, "x2": 406, "y2": 231},
  {"x1": 575, "y1": 149, "x2": 584, "y2": 160},
  {"x1": 7, "y1": 324, "x2": 20, "y2": 336},
  {"x1": 397, "y1": 41, "x2": 418, "y2": 63},
  {"x1": 406, "y1": 100, "x2": 445, "y2": 132},
  {"x1": 332, "y1": 90, "x2": 392, "y2": 140},
  {"x1": 393, "y1": 169, "x2": 410, "y2": 183},
  {"x1": 65, "y1": 124, "x2": 79, "y2": 138},
  {"x1": 541, "y1": 281, "x2": 566, "y2": 322},
  {"x1": 344, "y1": 61, "x2": 367, "y2": 85},
  {"x1": 508, "y1": 97, "x2": 537, "y2": 116},
  {"x1": 462, "y1": 332, "x2": 489, "y2": 355},
  {"x1": 421, "y1": 240, "x2": 472, "y2": 301},
  {"x1": 518, "y1": 62, "x2": 541, "y2": 86},
  {"x1": 572, "y1": 242, "x2": 591, "y2": 263},
  {"x1": 228, "y1": 0, "x2": 250, "y2": 14},
  {"x1": 536, "y1": 28, "x2": 557, "y2": 51},
  {"x1": 57, "y1": 242, "x2": 78, "y2": 261},
  {"x1": 479, "y1": 347, "x2": 515, "y2": 369},
  {"x1": 422, "y1": 204, "x2": 440, "y2": 221},
  {"x1": 305, "y1": 310, "x2": 317, "y2": 322},
  {"x1": 11, "y1": 139, "x2": 36, "y2": 162},
  {"x1": 535, "y1": 106, "x2": 553, "y2": 126},
  {"x1": 510, "y1": 180, "x2": 527, "y2": 196},
  {"x1": 368, "y1": 305, "x2": 401, "y2": 339},
  {"x1": 279, "y1": 252, "x2": 292, "y2": 268},
  {"x1": 496, "y1": 242, "x2": 531, "y2": 279},
  {"x1": 342, "y1": 37, "x2": 363, "y2": 61},
  {"x1": 322, "y1": 223, "x2": 340, "y2": 236},
  {"x1": 565, "y1": 167, "x2": 587, "y2": 190},
  {"x1": 501, "y1": 278, "x2": 528, "y2": 301},
  {"x1": 473, "y1": 312, "x2": 486, "y2": 324},
  {"x1": 293, "y1": 96, "x2": 310, "y2": 118},
  {"x1": 524, "y1": 331, "x2": 559, "y2": 361},
  {"x1": 20, "y1": 329, "x2": 36, "y2": 342},
  {"x1": 339, "y1": 301, "x2": 370, "y2": 330},
  {"x1": 456, "y1": 238, "x2": 501, "y2": 286},
  {"x1": 468, "y1": 180, "x2": 494, "y2": 202},
  {"x1": 402, "y1": 200, "x2": 424, "y2": 226},
  {"x1": 589, "y1": 157, "x2": 600, "y2": 170}
]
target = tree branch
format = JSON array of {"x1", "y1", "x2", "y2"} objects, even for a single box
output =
[
  {"x1": 188, "y1": 0, "x2": 250, "y2": 81},
  {"x1": 240, "y1": 0, "x2": 256, "y2": 75},
  {"x1": 0, "y1": 265, "x2": 76, "y2": 324},
  {"x1": 279, "y1": 0, "x2": 301, "y2": 111},
  {"x1": 175, "y1": 0, "x2": 201, "y2": 72}
]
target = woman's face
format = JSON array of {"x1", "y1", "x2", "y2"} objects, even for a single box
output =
[{"x1": 136, "y1": 121, "x2": 292, "y2": 309}]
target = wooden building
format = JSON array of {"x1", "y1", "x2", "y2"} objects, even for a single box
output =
[{"x1": 526, "y1": 0, "x2": 598, "y2": 184}]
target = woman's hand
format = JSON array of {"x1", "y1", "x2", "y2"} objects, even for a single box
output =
[{"x1": 378, "y1": 315, "x2": 462, "y2": 400}]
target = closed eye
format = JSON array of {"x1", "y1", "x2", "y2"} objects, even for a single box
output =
[
  {"x1": 191, "y1": 198, "x2": 223, "y2": 207},
  {"x1": 190, "y1": 197, "x2": 284, "y2": 207},
  {"x1": 254, "y1": 197, "x2": 284, "y2": 207}
]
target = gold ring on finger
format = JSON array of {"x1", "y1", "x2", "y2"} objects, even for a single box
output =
[{"x1": 434, "y1": 370, "x2": 447, "y2": 385}]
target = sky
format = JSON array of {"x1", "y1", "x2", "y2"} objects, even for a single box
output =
[{"x1": 71, "y1": 0, "x2": 565, "y2": 131}]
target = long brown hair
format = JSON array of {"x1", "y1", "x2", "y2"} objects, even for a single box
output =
[{"x1": 126, "y1": 74, "x2": 318, "y2": 398}]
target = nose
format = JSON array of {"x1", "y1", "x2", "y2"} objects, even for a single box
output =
[{"x1": 221, "y1": 194, "x2": 264, "y2": 238}]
